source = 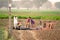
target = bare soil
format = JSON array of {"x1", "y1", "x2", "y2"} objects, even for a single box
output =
[{"x1": 0, "y1": 19, "x2": 60, "y2": 40}]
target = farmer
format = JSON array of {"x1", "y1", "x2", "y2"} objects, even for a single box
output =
[
  {"x1": 48, "y1": 21, "x2": 54, "y2": 29},
  {"x1": 43, "y1": 22, "x2": 46, "y2": 28},
  {"x1": 14, "y1": 16, "x2": 18, "y2": 29},
  {"x1": 39, "y1": 20, "x2": 43, "y2": 29},
  {"x1": 26, "y1": 17, "x2": 35, "y2": 28},
  {"x1": 42, "y1": 21, "x2": 49, "y2": 30},
  {"x1": 43, "y1": 21, "x2": 54, "y2": 30},
  {"x1": 16, "y1": 21, "x2": 22, "y2": 30}
]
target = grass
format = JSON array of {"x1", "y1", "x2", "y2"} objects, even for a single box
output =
[
  {"x1": 0, "y1": 28, "x2": 4, "y2": 40},
  {"x1": 0, "y1": 27, "x2": 8, "y2": 40},
  {"x1": 12, "y1": 10, "x2": 60, "y2": 16},
  {"x1": 0, "y1": 9, "x2": 60, "y2": 20},
  {"x1": 0, "y1": 28, "x2": 14, "y2": 40}
]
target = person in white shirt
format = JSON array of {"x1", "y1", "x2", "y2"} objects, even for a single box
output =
[{"x1": 14, "y1": 16, "x2": 18, "y2": 29}]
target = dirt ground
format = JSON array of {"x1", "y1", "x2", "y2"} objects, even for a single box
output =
[
  {"x1": 0, "y1": 19, "x2": 60, "y2": 40},
  {"x1": 12, "y1": 30, "x2": 60, "y2": 40}
]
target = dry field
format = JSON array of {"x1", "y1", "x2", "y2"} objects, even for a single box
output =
[
  {"x1": 12, "y1": 30, "x2": 60, "y2": 40},
  {"x1": 0, "y1": 19, "x2": 60, "y2": 40}
]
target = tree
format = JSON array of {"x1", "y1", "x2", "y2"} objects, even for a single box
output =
[
  {"x1": 0, "y1": 0, "x2": 8, "y2": 8},
  {"x1": 33, "y1": 0, "x2": 48, "y2": 10},
  {"x1": 55, "y1": 2, "x2": 60, "y2": 9}
]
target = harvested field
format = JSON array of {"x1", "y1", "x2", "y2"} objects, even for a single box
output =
[
  {"x1": 0, "y1": 19, "x2": 60, "y2": 40},
  {"x1": 12, "y1": 30, "x2": 60, "y2": 40}
]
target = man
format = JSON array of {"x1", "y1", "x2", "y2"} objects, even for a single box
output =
[{"x1": 14, "y1": 16, "x2": 18, "y2": 29}]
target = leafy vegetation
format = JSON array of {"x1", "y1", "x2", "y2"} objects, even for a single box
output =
[{"x1": 0, "y1": 10, "x2": 60, "y2": 20}]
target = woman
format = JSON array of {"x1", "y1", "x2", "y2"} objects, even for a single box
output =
[{"x1": 26, "y1": 17, "x2": 35, "y2": 28}]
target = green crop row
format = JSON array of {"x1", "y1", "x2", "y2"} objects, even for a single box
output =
[
  {"x1": 0, "y1": 10, "x2": 60, "y2": 20},
  {"x1": 0, "y1": 15, "x2": 60, "y2": 20}
]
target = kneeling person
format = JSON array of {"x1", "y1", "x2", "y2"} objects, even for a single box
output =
[{"x1": 16, "y1": 21, "x2": 22, "y2": 30}]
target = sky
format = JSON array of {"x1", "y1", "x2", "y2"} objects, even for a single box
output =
[
  {"x1": 12, "y1": 0, "x2": 60, "y2": 3},
  {"x1": 48, "y1": 0, "x2": 60, "y2": 3}
]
